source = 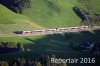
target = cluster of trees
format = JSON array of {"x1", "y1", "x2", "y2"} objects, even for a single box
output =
[
  {"x1": 78, "y1": 42, "x2": 100, "y2": 55},
  {"x1": 0, "y1": 0, "x2": 31, "y2": 13},
  {"x1": 73, "y1": 6, "x2": 100, "y2": 26},
  {"x1": 0, "y1": 55, "x2": 67, "y2": 66},
  {"x1": 0, "y1": 61, "x2": 9, "y2": 66},
  {"x1": 0, "y1": 42, "x2": 25, "y2": 51}
]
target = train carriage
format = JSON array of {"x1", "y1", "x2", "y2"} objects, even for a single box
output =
[
  {"x1": 32, "y1": 30, "x2": 44, "y2": 34},
  {"x1": 57, "y1": 28, "x2": 69, "y2": 32},
  {"x1": 81, "y1": 26, "x2": 89, "y2": 29},
  {"x1": 79, "y1": 26, "x2": 89, "y2": 31},
  {"x1": 22, "y1": 31, "x2": 32, "y2": 34},
  {"x1": 69, "y1": 27, "x2": 80, "y2": 30},
  {"x1": 44, "y1": 29, "x2": 57, "y2": 34}
]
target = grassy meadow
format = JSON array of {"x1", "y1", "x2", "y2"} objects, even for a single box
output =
[
  {"x1": 0, "y1": 0, "x2": 100, "y2": 66},
  {"x1": 0, "y1": 0, "x2": 100, "y2": 34},
  {"x1": 0, "y1": 30, "x2": 100, "y2": 66}
]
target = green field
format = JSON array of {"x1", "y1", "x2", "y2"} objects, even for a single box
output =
[
  {"x1": 0, "y1": 30, "x2": 100, "y2": 66},
  {"x1": 0, "y1": 0, "x2": 100, "y2": 34},
  {"x1": 0, "y1": 4, "x2": 42, "y2": 34},
  {"x1": 23, "y1": 0, "x2": 81, "y2": 28},
  {"x1": 0, "y1": 0, "x2": 100, "y2": 66},
  {"x1": 76, "y1": 0, "x2": 100, "y2": 12}
]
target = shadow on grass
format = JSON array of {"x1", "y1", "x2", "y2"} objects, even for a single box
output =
[
  {"x1": 21, "y1": 30, "x2": 100, "y2": 66},
  {"x1": 24, "y1": 30, "x2": 100, "y2": 56},
  {"x1": 25, "y1": 34, "x2": 70, "y2": 52},
  {"x1": 0, "y1": 30, "x2": 100, "y2": 65}
]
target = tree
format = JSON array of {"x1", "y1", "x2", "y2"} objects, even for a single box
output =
[
  {"x1": 16, "y1": 58, "x2": 26, "y2": 66},
  {"x1": 50, "y1": 54, "x2": 57, "y2": 66},
  {"x1": 0, "y1": 61, "x2": 9, "y2": 66},
  {"x1": 17, "y1": 42, "x2": 24, "y2": 51},
  {"x1": 13, "y1": 62, "x2": 17, "y2": 66},
  {"x1": 34, "y1": 60, "x2": 41, "y2": 66},
  {"x1": 45, "y1": 55, "x2": 50, "y2": 66},
  {"x1": 58, "y1": 63, "x2": 67, "y2": 66},
  {"x1": 0, "y1": 0, "x2": 31, "y2": 13}
]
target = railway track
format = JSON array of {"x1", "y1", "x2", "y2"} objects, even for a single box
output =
[{"x1": 0, "y1": 26, "x2": 100, "y2": 37}]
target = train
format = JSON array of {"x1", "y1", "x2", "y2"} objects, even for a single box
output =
[{"x1": 18, "y1": 26, "x2": 89, "y2": 34}]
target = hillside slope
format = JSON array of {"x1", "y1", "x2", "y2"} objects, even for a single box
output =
[
  {"x1": 23, "y1": 0, "x2": 100, "y2": 28},
  {"x1": 0, "y1": 4, "x2": 42, "y2": 34},
  {"x1": 23, "y1": 0, "x2": 81, "y2": 28},
  {"x1": 77, "y1": 0, "x2": 100, "y2": 12},
  {"x1": 0, "y1": 0, "x2": 100, "y2": 34}
]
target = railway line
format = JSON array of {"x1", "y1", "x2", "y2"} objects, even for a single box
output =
[
  {"x1": 17, "y1": 26, "x2": 100, "y2": 36},
  {"x1": 0, "y1": 26, "x2": 100, "y2": 37}
]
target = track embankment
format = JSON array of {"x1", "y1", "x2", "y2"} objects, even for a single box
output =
[{"x1": 0, "y1": 26, "x2": 100, "y2": 37}]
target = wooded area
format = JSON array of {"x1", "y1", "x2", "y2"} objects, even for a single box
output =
[
  {"x1": 73, "y1": 6, "x2": 100, "y2": 26},
  {"x1": 0, "y1": 42, "x2": 25, "y2": 52},
  {"x1": 0, "y1": 55, "x2": 67, "y2": 66},
  {"x1": 0, "y1": 0, "x2": 31, "y2": 13}
]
